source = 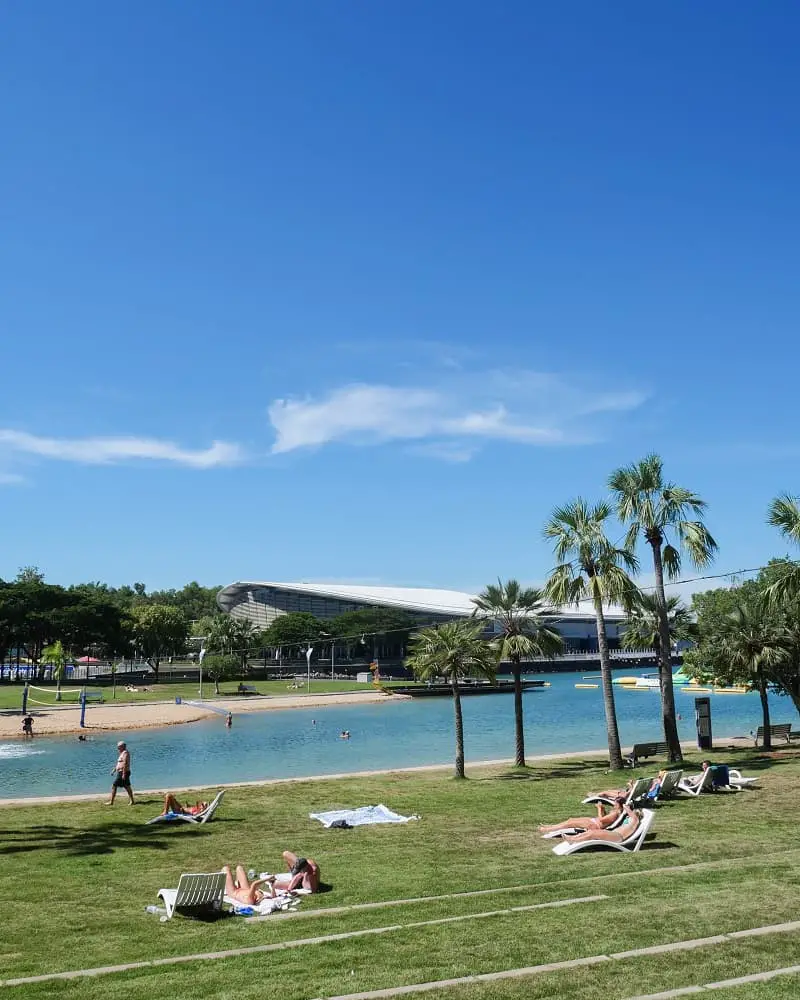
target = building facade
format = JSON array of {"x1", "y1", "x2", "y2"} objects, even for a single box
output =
[{"x1": 216, "y1": 581, "x2": 624, "y2": 648}]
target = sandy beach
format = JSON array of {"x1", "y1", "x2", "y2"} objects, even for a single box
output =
[{"x1": 0, "y1": 689, "x2": 405, "y2": 740}]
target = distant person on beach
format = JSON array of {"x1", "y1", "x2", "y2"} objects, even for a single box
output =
[
  {"x1": 107, "y1": 740, "x2": 135, "y2": 805},
  {"x1": 22, "y1": 715, "x2": 34, "y2": 738},
  {"x1": 225, "y1": 712, "x2": 233, "y2": 728},
  {"x1": 161, "y1": 793, "x2": 209, "y2": 817},
  {"x1": 539, "y1": 796, "x2": 626, "y2": 834}
]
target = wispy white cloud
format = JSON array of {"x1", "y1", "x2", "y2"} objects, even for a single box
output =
[
  {"x1": 268, "y1": 370, "x2": 646, "y2": 459},
  {"x1": 0, "y1": 430, "x2": 243, "y2": 469},
  {"x1": 0, "y1": 471, "x2": 27, "y2": 486}
]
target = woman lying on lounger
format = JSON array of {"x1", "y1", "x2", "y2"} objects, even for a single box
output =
[
  {"x1": 160, "y1": 794, "x2": 209, "y2": 817},
  {"x1": 591, "y1": 771, "x2": 666, "y2": 802},
  {"x1": 539, "y1": 796, "x2": 626, "y2": 834},
  {"x1": 222, "y1": 866, "x2": 275, "y2": 906},
  {"x1": 560, "y1": 804, "x2": 641, "y2": 845}
]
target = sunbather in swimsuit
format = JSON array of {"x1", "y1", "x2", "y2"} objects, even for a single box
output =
[
  {"x1": 539, "y1": 797, "x2": 626, "y2": 834},
  {"x1": 271, "y1": 851, "x2": 320, "y2": 893},
  {"x1": 161, "y1": 794, "x2": 209, "y2": 817},
  {"x1": 222, "y1": 866, "x2": 273, "y2": 906},
  {"x1": 561, "y1": 805, "x2": 641, "y2": 845}
]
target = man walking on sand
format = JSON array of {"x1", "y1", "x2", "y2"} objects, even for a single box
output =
[{"x1": 107, "y1": 740, "x2": 135, "y2": 805}]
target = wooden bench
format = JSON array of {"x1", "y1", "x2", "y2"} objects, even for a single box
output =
[
  {"x1": 236, "y1": 684, "x2": 258, "y2": 696},
  {"x1": 626, "y1": 741, "x2": 670, "y2": 767},
  {"x1": 754, "y1": 723, "x2": 792, "y2": 746}
]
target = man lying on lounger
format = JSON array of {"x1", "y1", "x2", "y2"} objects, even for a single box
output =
[
  {"x1": 560, "y1": 804, "x2": 642, "y2": 846},
  {"x1": 590, "y1": 771, "x2": 666, "y2": 802},
  {"x1": 160, "y1": 793, "x2": 210, "y2": 817},
  {"x1": 539, "y1": 796, "x2": 626, "y2": 835}
]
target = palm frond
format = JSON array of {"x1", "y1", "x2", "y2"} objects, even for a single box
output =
[{"x1": 768, "y1": 494, "x2": 800, "y2": 545}]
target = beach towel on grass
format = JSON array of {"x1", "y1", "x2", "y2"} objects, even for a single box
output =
[{"x1": 310, "y1": 804, "x2": 420, "y2": 828}]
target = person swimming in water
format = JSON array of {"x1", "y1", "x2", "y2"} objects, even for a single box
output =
[{"x1": 225, "y1": 712, "x2": 233, "y2": 728}]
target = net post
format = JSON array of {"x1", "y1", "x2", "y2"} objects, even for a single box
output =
[
  {"x1": 79, "y1": 690, "x2": 87, "y2": 728},
  {"x1": 22, "y1": 683, "x2": 28, "y2": 714}
]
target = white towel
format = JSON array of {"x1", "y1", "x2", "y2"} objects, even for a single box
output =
[{"x1": 309, "y1": 803, "x2": 420, "y2": 828}]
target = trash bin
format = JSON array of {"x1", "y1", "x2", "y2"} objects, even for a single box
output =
[{"x1": 175, "y1": 696, "x2": 182, "y2": 705}]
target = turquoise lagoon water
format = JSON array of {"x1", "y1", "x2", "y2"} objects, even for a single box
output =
[{"x1": 1, "y1": 671, "x2": 794, "y2": 798}]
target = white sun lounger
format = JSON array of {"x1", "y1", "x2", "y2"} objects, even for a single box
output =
[
  {"x1": 679, "y1": 767, "x2": 741, "y2": 796},
  {"x1": 552, "y1": 809, "x2": 656, "y2": 856},
  {"x1": 147, "y1": 790, "x2": 225, "y2": 826},
  {"x1": 157, "y1": 871, "x2": 227, "y2": 919},
  {"x1": 655, "y1": 769, "x2": 683, "y2": 800},
  {"x1": 727, "y1": 768, "x2": 759, "y2": 788},
  {"x1": 583, "y1": 776, "x2": 653, "y2": 807}
]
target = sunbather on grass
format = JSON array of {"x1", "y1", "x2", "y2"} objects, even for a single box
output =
[
  {"x1": 222, "y1": 865, "x2": 274, "y2": 906},
  {"x1": 271, "y1": 851, "x2": 320, "y2": 893},
  {"x1": 592, "y1": 771, "x2": 666, "y2": 801},
  {"x1": 161, "y1": 794, "x2": 209, "y2": 817},
  {"x1": 561, "y1": 804, "x2": 641, "y2": 845},
  {"x1": 539, "y1": 796, "x2": 626, "y2": 834}
]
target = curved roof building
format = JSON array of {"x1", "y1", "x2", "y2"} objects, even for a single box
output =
[{"x1": 216, "y1": 581, "x2": 623, "y2": 639}]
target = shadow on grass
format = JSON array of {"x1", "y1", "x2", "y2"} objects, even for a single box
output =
[
  {"x1": 0, "y1": 820, "x2": 212, "y2": 856},
  {"x1": 486, "y1": 760, "x2": 610, "y2": 782}
]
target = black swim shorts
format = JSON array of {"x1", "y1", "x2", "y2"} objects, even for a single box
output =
[{"x1": 113, "y1": 772, "x2": 131, "y2": 788}]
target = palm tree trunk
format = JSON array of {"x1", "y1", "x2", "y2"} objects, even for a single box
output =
[
  {"x1": 594, "y1": 595, "x2": 624, "y2": 770},
  {"x1": 758, "y1": 665, "x2": 771, "y2": 750},
  {"x1": 650, "y1": 542, "x2": 682, "y2": 762},
  {"x1": 55, "y1": 677, "x2": 62, "y2": 702},
  {"x1": 512, "y1": 657, "x2": 525, "y2": 767},
  {"x1": 451, "y1": 675, "x2": 466, "y2": 779}
]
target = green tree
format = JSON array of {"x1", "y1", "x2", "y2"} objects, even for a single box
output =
[
  {"x1": 328, "y1": 608, "x2": 418, "y2": 660},
  {"x1": 203, "y1": 654, "x2": 239, "y2": 695},
  {"x1": 42, "y1": 640, "x2": 68, "y2": 701},
  {"x1": 621, "y1": 593, "x2": 696, "y2": 655},
  {"x1": 717, "y1": 604, "x2": 790, "y2": 749},
  {"x1": 262, "y1": 613, "x2": 324, "y2": 657},
  {"x1": 766, "y1": 494, "x2": 800, "y2": 604},
  {"x1": 609, "y1": 454, "x2": 717, "y2": 762},
  {"x1": 471, "y1": 579, "x2": 562, "y2": 767},
  {"x1": 131, "y1": 604, "x2": 188, "y2": 682},
  {"x1": 543, "y1": 498, "x2": 639, "y2": 771},
  {"x1": 406, "y1": 620, "x2": 498, "y2": 779},
  {"x1": 688, "y1": 564, "x2": 800, "y2": 721}
]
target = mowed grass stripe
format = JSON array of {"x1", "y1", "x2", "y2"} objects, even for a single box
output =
[
  {"x1": 623, "y1": 962, "x2": 800, "y2": 999},
  {"x1": 311, "y1": 923, "x2": 800, "y2": 1000},
  {"x1": 0, "y1": 895, "x2": 607, "y2": 987},
  {"x1": 247, "y1": 846, "x2": 800, "y2": 923}
]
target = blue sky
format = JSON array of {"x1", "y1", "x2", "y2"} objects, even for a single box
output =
[{"x1": 1, "y1": 2, "x2": 798, "y2": 594}]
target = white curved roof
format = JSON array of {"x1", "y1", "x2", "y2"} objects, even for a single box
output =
[{"x1": 217, "y1": 581, "x2": 622, "y2": 621}]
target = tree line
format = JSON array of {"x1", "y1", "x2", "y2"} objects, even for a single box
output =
[
  {"x1": 0, "y1": 572, "x2": 220, "y2": 682},
  {"x1": 406, "y1": 455, "x2": 800, "y2": 778}
]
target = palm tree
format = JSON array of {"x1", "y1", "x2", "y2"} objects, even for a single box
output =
[
  {"x1": 543, "y1": 498, "x2": 639, "y2": 771},
  {"x1": 42, "y1": 640, "x2": 68, "y2": 701},
  {"x1": 621, "y1": 593, "x2": 696, "y2": 656},
  {"x1": 609, "y1": 454, "x2": 717, "y2": 762},
  {"x1": 766, "y1": 495, "x2": 800, "y2": 604},
  {"x1": 472, "y1": 580, "x2": 563, "y2": 767},
  {"x1": 718, "y1": 604, "x2": 789, "y2": 750},
  {"x1": 406, "y1": 620, "x2": 498, "y2": 779}
]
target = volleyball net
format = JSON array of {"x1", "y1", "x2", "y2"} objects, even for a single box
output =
[{"x1": 25, "y1": 685, "x2": 85, "y2": 708}]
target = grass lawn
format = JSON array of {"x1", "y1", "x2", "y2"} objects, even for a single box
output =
[
  {"x1": 0, "y1": 678, "x2": 402, "y2": 710},
  {"x1": 1, "y1": 747, "x2": 799, "y2": 999}
]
